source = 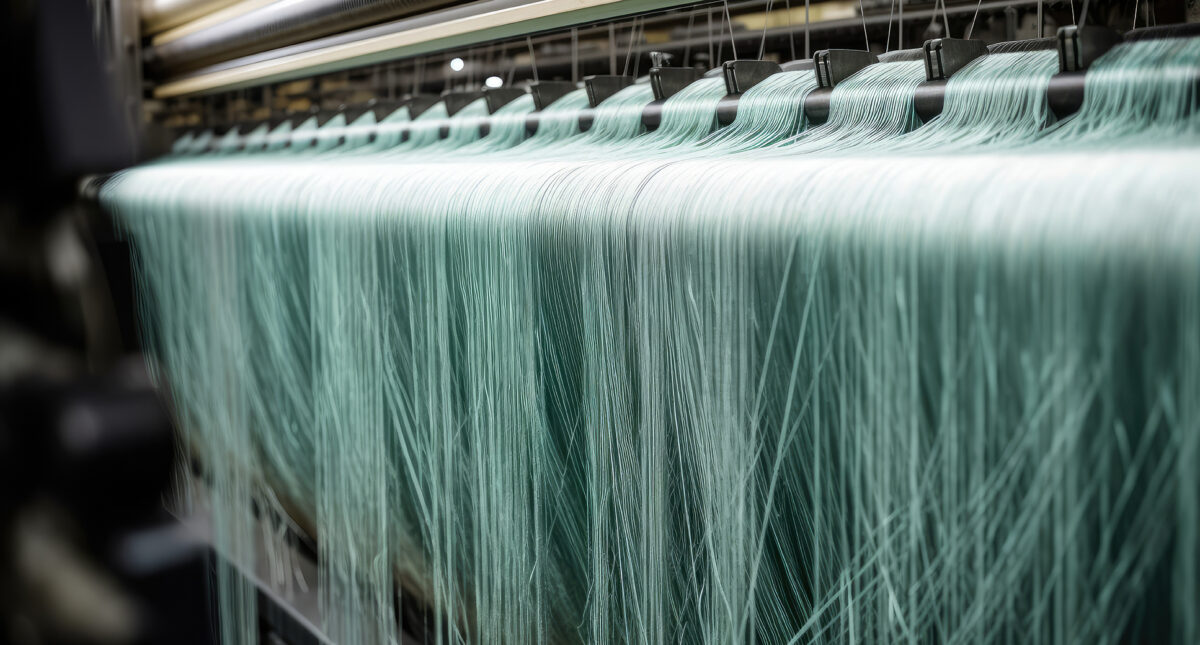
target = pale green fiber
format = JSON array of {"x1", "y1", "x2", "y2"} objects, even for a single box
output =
[{"x1": 104, "y1": 38, "x2": 1200, "y2": 644}]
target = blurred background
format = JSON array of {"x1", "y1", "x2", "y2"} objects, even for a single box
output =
[{"x1": 2, "y1": 2, "x2": 212, "y2": 643}]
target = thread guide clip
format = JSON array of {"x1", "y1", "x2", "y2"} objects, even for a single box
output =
[
  {"x1": 814, "y1": 50, "x2": 879, "y2": 88},
  {"x1": 923, "y1": 38, "x2": 989, "y2": 81},
  {"x1": 529, "y1": 81, "x2": 577, "y2": 110},
  {"x1": 722, "y1": 60, "x2": 782, "y2": 95},
  {"x1": 583, "y1": 75, "x2": 634, "y2": 108}
]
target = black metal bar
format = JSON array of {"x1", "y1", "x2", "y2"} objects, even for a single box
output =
[
  {"x1": 802, "y1": 88, "x2": 832, "y2": 124},
  {"x1": 158, "y1": 69, "x2": 1162, "y2": 149},
  {"x1": 716, "y1": 95, "x2": 739, "y2": 126},
  {"x1": 710, "y1": 70, "x2": 1092, "y2": 128},
  {"x1": 641, "y1": 99, "x2": 666, "y2": 129},
  {"x1": 913, "y1": 80, "x2": 946, "y2": 122},
  {"x1": 1046, "y1": 72, "x2": 1086, "y2": 120}
]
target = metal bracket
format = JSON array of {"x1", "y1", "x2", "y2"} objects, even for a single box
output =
[
  {"x1": 529, "y1": 80, "x2": 577, "y2": 110},
  {"x1": 722, "y1": 60, "x2": 782, "y2": 94},
  {"x1": 402, "y1": 94, "x2": 441, "y2": 118},
  {"x1": 814, "y1": 49, "x2": 879, "y2": 88},
  {"x1": 1057, "y1": 25, "x2": 1123, "y2": 73},
  {"x1": 441, "y1": 90, "x2": 485, "y2": 116},
  {"x1": 584, "y1": 75, "x2": 634, "y2": 108},
  {"x1": 923, "y1": 38, "x2": 989, "y2": 81},
  {"x1": 650, "y1": 67, "x2": 702, "y2": 100},
  {"x1": 482, "y1": 87, "x2": 526, "y2": 113}
]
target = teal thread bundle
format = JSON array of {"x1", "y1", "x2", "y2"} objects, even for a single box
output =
[{"x1": 104, "y1": 36, "x2": 1200, "y2": 644}]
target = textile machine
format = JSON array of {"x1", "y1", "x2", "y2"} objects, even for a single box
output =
[{"x1": 4, "y1": 0, "x2": 1200, "y2": 643}]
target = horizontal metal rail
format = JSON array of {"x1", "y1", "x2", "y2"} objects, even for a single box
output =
[{"x1": 153, "y1": 0, "x2": 700, "y2": 98}]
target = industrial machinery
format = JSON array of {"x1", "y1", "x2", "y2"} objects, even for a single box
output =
[{"x1": 5, "y1": 0, "x2": 1200, "y2": 643}]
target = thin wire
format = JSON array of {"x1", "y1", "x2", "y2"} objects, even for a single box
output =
[
  {"x1": 527, "y1": 36, "x2": 539, "y2": 82},
  {"x1": 784, "y1": 0, "x2": 796, "y2": 62},
  {"x1": 632, "y1": 23, "x2": 645, "y2": 73},
  {"x1": 965, "y1": 0, "x2": 985, "y2": 39},
  {"x1": 683, "y1": 12, "x2": 696, "y2": 66},
  {"x1": 885, "y1": 0, "x2": 896, "y2": 52},
  {"x1": 571, "y1": 28, "x2": 579, "y2": 83},
  {"x1": 486, "y1": 41, "x2": 496, "y2": 85},
  {"x1": 609, "y1": 23, "x2": 617, "y2": 75},
  {"x1": 723, "y1": 0, "x2": 739, "y2": 61},
  {"x1": 804, "y1": 0, "x2": 810, "y2": 58},
  {"x1": 708, "y1": 9, "x2": 715, "y2": 66},
  {"x1": 758, "y1": 0, "x2": 774, "y2": 60},
  {"x1": 623, "y1": 17, "x2": 639, "y2": 76},
  {"x1": 858, "y1": 0, "x2": 870, "y2": 50},
  {"x1": 717, "y1": 8, "x2": 726, "y2": 64},
  {"x1": 467, "y1": 46, "x2": 475, "y2": 88}
]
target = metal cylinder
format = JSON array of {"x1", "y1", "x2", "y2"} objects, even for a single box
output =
[
  {"x1": 146, "y1": 0, "x2": 465, "y2": 76},
  {"x1": 142, "y1": 0, "x2": 242, "y2": 35}
]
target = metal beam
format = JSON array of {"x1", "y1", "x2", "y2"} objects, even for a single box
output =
[{"x1": 153, "y1": 0, "x2": 698, "y2": 98}]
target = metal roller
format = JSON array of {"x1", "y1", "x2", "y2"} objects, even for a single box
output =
[
  {"x1": 141, "y1": 0, "x2": 242, "y2": 34},
  {"x1": 146, "y1": 0, "x2": 467, "y2": 76}
]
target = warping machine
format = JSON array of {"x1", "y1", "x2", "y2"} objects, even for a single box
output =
[{"x1": 4, "y1": 0, "x2": 1200, "y2": 643}]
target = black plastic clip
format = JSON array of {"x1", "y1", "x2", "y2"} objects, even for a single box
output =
[
  {"x1": 442, "y1": 90, "x2": 485, "y2": 116},
  {"x1": 529, "y1": 81, "x2": 577, "y2": 110},
  {"x1": 339, "y1": 103, "x2": 373, "y2": 124},
  {"x1": 1057, "y1": 25, "x2": 1123, "y2": 73},
  {"x1": 722, "y1": 60, "x2": 783, "y2": 94},
  {"x1": 314, "y1": 108, "x2": 343, "y2": 127},
  {"x1": 650, "y1": 67, "x2": 702, "y2": 100},
  {"x1": 923, "y1": 38, "x2": 989, "y2": 80},
  {"x1": 401, "y1": 94, "x2": 441, "y2": 118},
  {"x1": 367, "y1": 98, "x2": 404, "y2": 121},
  {"x1": 814, "y1": 50, "x2": 879, "y2": 88},
  {"x1": 584, "y1": 75, "x2": 634, "y2": 108},
  {"x1": 483, "y1": 88, "x2": 526, "y2": 113}
]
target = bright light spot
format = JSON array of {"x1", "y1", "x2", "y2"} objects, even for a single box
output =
[
  {"x1": 449, "y1": 57, "x2": 465, "y2": 72},
  {"x1": 485, "y1": 76, "x2": 503, "y2": 88}
]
